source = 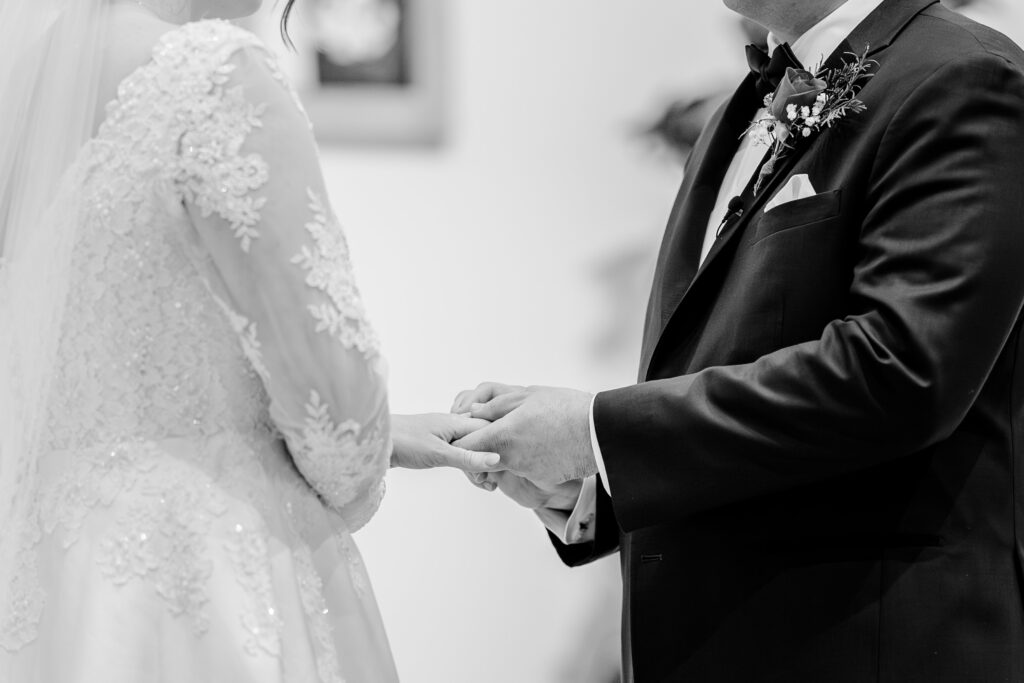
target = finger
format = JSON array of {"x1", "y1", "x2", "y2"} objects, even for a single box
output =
[
  {"x1": 446, "y1": 415, "x2": 492, "y2": 442},
  {"x1": 488, "y1": 471, "x2": 512, "y2": 488},
  {"x1": 463, "y1": 471, "x2": 497, "y2": 492},
  {"x1": 450, "y1": 390, "x2": 476, "y2": 414},
  {"x1": 469, "y1": 392, "x2": 524, "y2": 422},
  {"x1": 451, "y1": 382, "x2": 517, "y2": 414},
  {"x1": 433, "y1": 443, "x2": 501, "y2": 473},
  {"x1": 451, "y1": 426, "x2": 489, "y2": 455}
]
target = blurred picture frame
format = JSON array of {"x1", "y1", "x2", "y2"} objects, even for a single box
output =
[{"x1": 259, "y1": 0, "x2": 446, "y2": 146}]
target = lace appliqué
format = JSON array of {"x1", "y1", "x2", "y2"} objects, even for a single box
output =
[
  {"x1": 59, "y1": 446, "x2": 226, "y2": 633},
  {"x1": 96, "y1": 458, "x2": 229, "y2": 636},
  {"x1": 45, "y1": 19, "x2": 274, "y2": 455},
  {"x1": 294, "y1": 547, "x2": 346, "y2": 683},
  {"x1": 2, "y1": 444, "x2": 164, "y2": 650},
  {"x1": 336, "y1": 534, "x2": 371, "y2": 600},
  {"x1": 174, "y1": 26, "x2": 313, "y2": 254},
  {"x1": 282, "y1": 391, "x2": 388, "y2": 514},
  {"x1": 39, "y1": 444, "x2": 159, "y2": 546},
  {"x1": 292, "y1": 189, "x2": 380, "y2": 358},
  {"x1": 214, "y1": 297, "x2": 271, "y2": 382},
  {"x1": 225, "y1": 523, "x2": 283, "y2": 657},
  {"x1": 175, "y1": 84, "x2": 269, "y2": 253},
  {"x1": 0, "y1": 523, "x2": 45, "y2": 651},
  {"x1": 262, "y1": 55, "x2": 313, "y2": 130}
]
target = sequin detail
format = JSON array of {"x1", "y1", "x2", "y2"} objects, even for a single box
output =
[
  {"x1": 225, "y1": 523, "x2": 283, "y2": 656},
  {"x1": 294, "y1": 547, "x2": 346, "y2": 683},
  {"x1": 94, "y1": 447, "x2": 230, "y2": 637}
]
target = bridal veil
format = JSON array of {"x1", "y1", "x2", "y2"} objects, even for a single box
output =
[{"x1": 0, "y1": 0, "x2": 109, "y2": 647}]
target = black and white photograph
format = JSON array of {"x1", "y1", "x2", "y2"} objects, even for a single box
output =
[{"x1": 2, "y1": 0, "x2": 1024, "y2": 681}]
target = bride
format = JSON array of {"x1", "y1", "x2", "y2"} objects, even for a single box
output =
[{"x1": 0, "y1": 0, "x2": 495, "y2": 680}]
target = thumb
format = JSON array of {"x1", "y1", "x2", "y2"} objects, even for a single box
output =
[{"x1": 433, "y1": 442, "x2": 501, "y2": 473}]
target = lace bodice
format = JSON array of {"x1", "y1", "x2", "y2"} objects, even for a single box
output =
[{"x1": 45, "y1": 19, "x2": 390, "y2": 522}]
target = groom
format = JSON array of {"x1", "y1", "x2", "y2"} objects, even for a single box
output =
[{"x1": 451, "y1": 0, "x2": 1024, "y2": 680}]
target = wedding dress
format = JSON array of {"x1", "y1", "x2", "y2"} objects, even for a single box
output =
[{"x1": 0, "y1": 17, "x2": 398, "y2": 682}]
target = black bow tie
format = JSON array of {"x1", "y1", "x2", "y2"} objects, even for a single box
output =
[{"x1": 746, "y1": 43, "x2": 803, "y2": 101}]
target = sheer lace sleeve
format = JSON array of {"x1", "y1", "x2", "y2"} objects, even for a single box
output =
[{"x1": 171, "y1": 26, "x2": 390, "y2": 531}]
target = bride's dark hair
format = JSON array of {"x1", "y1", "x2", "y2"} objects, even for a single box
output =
[{"x1": 280, "y1": 0, "x2": 297, "y2": 48}]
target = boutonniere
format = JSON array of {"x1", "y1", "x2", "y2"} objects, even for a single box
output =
[{"x1": 748, "y1": 47, "x2": 877, "y2": 194}]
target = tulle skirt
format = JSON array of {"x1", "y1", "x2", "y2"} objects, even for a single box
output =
[{"x1": 0, "y1": 431, "x2": 398, "y2": 683}]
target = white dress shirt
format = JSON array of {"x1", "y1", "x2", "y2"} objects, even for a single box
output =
[{"x1": 542, "y1": 0, "x2": 887, "y2": 545}]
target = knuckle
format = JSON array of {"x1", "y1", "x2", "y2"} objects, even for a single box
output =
[{"x1": 492, "y1": 427, "x2": 514, "y2": 454}]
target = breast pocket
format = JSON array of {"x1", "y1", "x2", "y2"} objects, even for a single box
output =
[{"x1": 751, "y1": 188, "x2": 843, "y2": 244}]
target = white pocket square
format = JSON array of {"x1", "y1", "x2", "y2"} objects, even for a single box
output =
[{"x1": 764, "y1": 174, "x2": 817, "y2": 214}]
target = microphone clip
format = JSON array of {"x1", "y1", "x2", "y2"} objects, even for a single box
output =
[{"x1": 716, "y1": 196, "x2": 745, "y2": 237}]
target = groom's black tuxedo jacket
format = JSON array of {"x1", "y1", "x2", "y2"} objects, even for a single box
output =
[{"x1": 552, "y1": 1, "x2": 1024, "y2": 681}]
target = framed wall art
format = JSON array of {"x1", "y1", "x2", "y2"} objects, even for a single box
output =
[{"x1": 254, "y1": 0, "x2": 446, "y2": 146}]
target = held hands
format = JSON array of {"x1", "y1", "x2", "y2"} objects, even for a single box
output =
[
  {"x1": 390, "y1": 413, "x2": 498, "y2": 471},
  {"x1": 450, "y1": 382, "x2": 598, "y2": 487},
  {"x1": 388, "y1": 380, "x2": 597, "y2": 518}
]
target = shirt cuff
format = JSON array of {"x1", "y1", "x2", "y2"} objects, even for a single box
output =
[
  {"x1": 590, "y1": 394, "x2": 611, "y2": 496},
  {"x1": 536, "y1": 475, "x2": 598, "y2": 545}
]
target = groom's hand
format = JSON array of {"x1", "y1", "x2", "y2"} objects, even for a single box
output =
[
  {"x1": 451, "y1": 382, "x2": 525, "y2": 492},
  {"x1": 450, "y1": 381, "x2": 523, "y2": 415},
  {"x1": 481, "y1": 471, "x2": 583, "y2": 511},
  {"x1": 453, "y1": 385, "x2": 597, "y2": 486},
  {"x1": 390, "y1": 413, "x2": 499, "y2": 472}
]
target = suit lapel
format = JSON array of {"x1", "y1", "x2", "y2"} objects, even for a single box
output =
[
  {"x1": 638, "y1": 75, "x2": 760, "y2": 378},
  {"x1": 661, "y1": 75, "x2": 761, "y2": 298},
  {"x1": 642, "y1": 0, "x2": 940, "y2": 381}
]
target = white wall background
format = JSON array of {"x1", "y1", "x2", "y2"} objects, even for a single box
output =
[
  {"x1": 249, "y1": 1, "x2": 1024, "y2": 681},
  {"x1": 257, "y1": 3, "x2": 744, "y2": 681}
]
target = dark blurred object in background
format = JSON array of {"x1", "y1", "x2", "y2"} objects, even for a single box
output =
[{"x1": 645, "y1": 96, "x2": 728, "y2": 165}]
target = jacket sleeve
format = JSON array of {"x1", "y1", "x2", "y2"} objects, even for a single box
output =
[
  {"x1": 548, "y1": 476, "x2": 622, "y2": 566},
  {"x1": 595, "y1": 53, "x2": 1024, "y2": 533}
]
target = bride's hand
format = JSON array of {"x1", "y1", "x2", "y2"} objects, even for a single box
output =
[{"x1": 390, "y1": 413, "x2": 500, "y2": 472}]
